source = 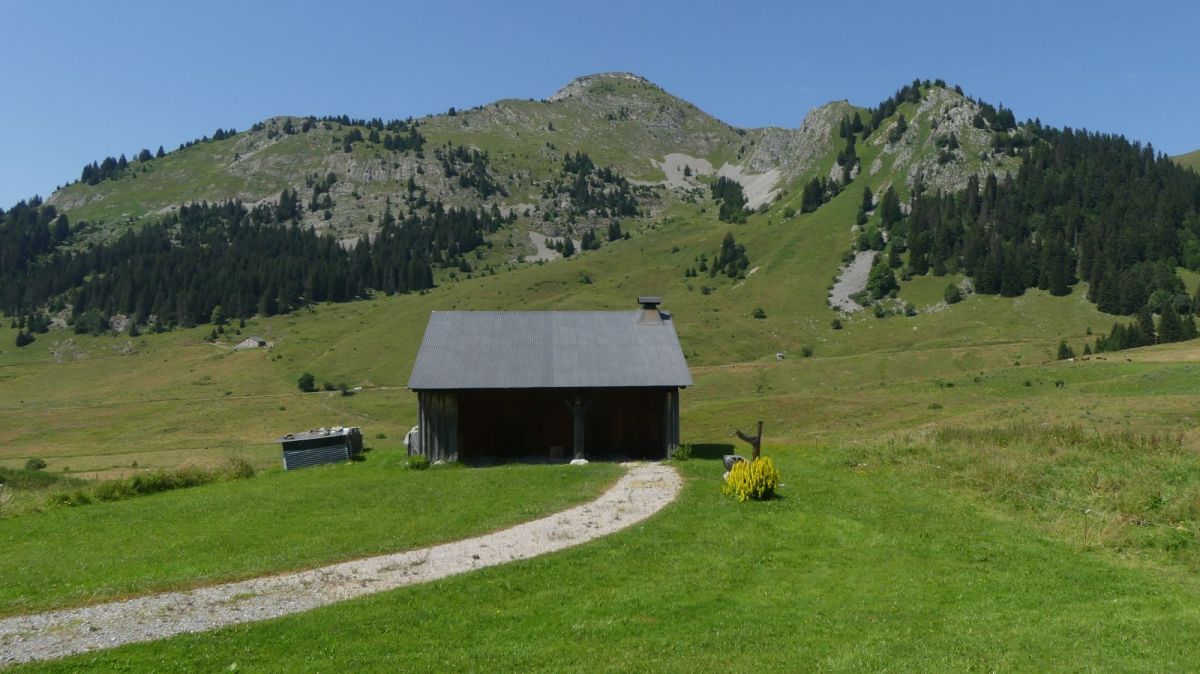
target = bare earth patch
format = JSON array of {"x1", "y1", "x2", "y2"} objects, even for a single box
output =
[{"x1": 0, "y1": 464, "x2": 681, "y2": 667}]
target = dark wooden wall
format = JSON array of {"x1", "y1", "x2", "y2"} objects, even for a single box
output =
[
  {"x1": 417, "y1": 390, "x2": 459, "y2": 462},
  {"x1": 415, "y1": 387, "x2": 680, "y2": 461}
]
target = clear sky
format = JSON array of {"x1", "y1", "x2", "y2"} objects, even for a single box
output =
[{"x1": 2, "y1": 0, "x2": 1197, "y2": 207}]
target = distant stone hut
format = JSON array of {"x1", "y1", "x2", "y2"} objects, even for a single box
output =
[
  {"x1": 235, "y1": 336, "x2": 267, "y2": 350},
  {"x1": 407, "y1": 297, "x2": 692, "y2": 462}
]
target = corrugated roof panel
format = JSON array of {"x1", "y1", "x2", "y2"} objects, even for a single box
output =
[{"x1": 408, "y1": 310, "x2": 693, "y2": 390}]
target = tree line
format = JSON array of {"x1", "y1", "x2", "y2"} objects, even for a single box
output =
[
  {"x1": 78, "y1": 128, "x2": 239, "y2": 186},
  {"x1": 1, "y1": 195, "x2": 507, "y2": 331},
  {"x1": 882, "y1": 127, "x2": 1200, "y2": 316},
  {"x1": 711, "y1": 176, "x2": 748, "y2": 223}
]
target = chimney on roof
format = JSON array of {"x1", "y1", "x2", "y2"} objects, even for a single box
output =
[{"x1": 637, "y1": 296, "x2": 663, "y2": 324}]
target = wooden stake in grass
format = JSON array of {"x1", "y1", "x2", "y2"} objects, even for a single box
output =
[{"x1": 735, "y1": 421, "x2": 763, "y2": 460}]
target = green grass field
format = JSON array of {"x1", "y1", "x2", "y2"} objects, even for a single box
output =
[
  {"x1": 23, "y1": 453, "x2": 1200, "y2": 672},
  {"x1": 0, "y1": 456, "x2": 620, "y2": 617}
]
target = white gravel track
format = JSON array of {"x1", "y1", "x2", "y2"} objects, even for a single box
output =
[{"x1": 0, "y1": 463, "x2": 681, "y2": 667}]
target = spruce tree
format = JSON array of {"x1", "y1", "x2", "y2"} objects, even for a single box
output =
[
  {"x1": 1182, "y1": 312, "x2": 1198, "y2": 341},
  {"x1": 1134, "y1": 306, "x2": 1156, "y2": 346},
  {"x1": 1056, "y1": 339, "x2": 1075, "y2": 360},
  {"x1": 866, "y1": 259, "x2": 898, "y2": 299},
  {"x1": 1158, "y1": 302, "x2": 1184, "y2": 343}
]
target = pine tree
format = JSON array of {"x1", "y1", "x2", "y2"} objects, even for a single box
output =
[
  {"x1": 1056, "y1": 339, "x2": 1075, "y2": 360},
  {"x1": 1182, "y1": 312, "x2": 1198, "y2": 341},
  {"x1": 1158, "y1": 302, "x2": 1184, "y2": 343},
  {"x1": 866, "y1": 259, "x2": 898, "y2": 299},
  {"x1": 1134, "y1": 306, "x2": 1156, "y2": 346}
]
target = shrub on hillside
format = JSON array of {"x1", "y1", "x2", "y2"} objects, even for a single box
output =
[
  {"x1": 298, "y1": 372, "x2": 316, "y2": 392},
  {"x1": 723, "y1": 456, "x2": 782, "y2": 502},
  {"x1": 24, "y1": 458, "x2": 46, "y2": 471},
  {"x1": 944, "y1": 284, "x2": 962, "y2": 304},
  {"x1": 60, "y1": 458, "x2": 256, "y2": 507}
]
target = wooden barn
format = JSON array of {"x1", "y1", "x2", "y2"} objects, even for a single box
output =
[{"x1": 407, "y1": 297, "x2": 692, "y2": 462}]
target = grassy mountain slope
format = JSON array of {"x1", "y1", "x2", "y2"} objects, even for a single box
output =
[
  {"x1": 44, "y1": 74, "x2": 1013, "y2": 245},
  {"x1": 0, "y1": 182, "x2": 1149, "y2": 475},
  {"x1": 1176, "y1": 148, "x2": 1200, "y2": 171},
  {"x1": 7, "y1": 75, "x2": 1190, "y2": 478}
]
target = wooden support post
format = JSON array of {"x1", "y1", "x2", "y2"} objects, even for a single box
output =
[
  {"x1": 564, "y1": 395, "x2": 594, "y2": 460},
  {"x1": 735, "y1": 420, "x2": 763, "y2": 460}
]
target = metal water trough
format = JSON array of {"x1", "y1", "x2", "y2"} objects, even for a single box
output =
[{"x1": 279, "y1": 426, "x2": 363, "y2": 470}]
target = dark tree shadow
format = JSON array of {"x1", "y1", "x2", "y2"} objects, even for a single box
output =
[{"x1": 687, "y1": 443, "x2": 736, "y2": 461}]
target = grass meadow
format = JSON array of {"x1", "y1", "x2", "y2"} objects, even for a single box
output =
[
  {"x1": 20, "y1": 452, "x2": 1200, "y2": 672},
  {"x1": 0, "y1": 456, "x2": 620, "y2": 617}
]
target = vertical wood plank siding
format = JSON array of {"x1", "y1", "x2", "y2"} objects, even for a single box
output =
[
  {"x1": 417, "y1": 391, "x2": 459, "y2": 462},
  {"x1": 666, "y1": 388, "x2": 680, "y2": 458}
]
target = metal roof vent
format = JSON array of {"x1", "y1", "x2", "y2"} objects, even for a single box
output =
[{"x1": 637, "y1": 296, "x2": 663, "y2": 324}]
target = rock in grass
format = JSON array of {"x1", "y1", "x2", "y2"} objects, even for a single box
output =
[
  {"x1": 723, "y1": 455, "x2": 747, "y2": 471},
  {"x1": 570, "y1": 458, "x2": 589, "y2": 466}
]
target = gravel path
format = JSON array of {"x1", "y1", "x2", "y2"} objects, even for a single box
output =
[
  {"x1": 829, "y1": 251, "x2": 876, "y2": 313},
  {"x1": 0, "y1": 464, "x2": 681, "y2": 667}
]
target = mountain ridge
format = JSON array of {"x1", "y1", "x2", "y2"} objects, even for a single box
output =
[{"x1": 43, "y1": 74, "x2": 1010, "y2": 249}]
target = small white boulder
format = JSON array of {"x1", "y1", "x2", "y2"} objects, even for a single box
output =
[{"x1": 569, "y1": 458, "x2": 589, "y2": 466}]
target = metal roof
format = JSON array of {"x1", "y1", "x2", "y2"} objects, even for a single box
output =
[
  {"x1": 408, "y1": 310, "x2": 693, "y2": 390},
  {"x1": 278, "y1": 427, "x2": 358, "y2": 443}
]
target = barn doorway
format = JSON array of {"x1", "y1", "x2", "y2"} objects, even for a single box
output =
[{"x1": 454, "y1": 388, "x2": 669, "y2": 462}]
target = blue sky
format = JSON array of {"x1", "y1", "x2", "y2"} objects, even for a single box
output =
[{"x1": 2, "y1": 0, "x2": 1197, "y2": 207}]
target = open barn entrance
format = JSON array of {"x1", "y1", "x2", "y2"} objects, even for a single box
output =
[{"x1": 455, "y1": 388, "x2": 669, "y2": 462}]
